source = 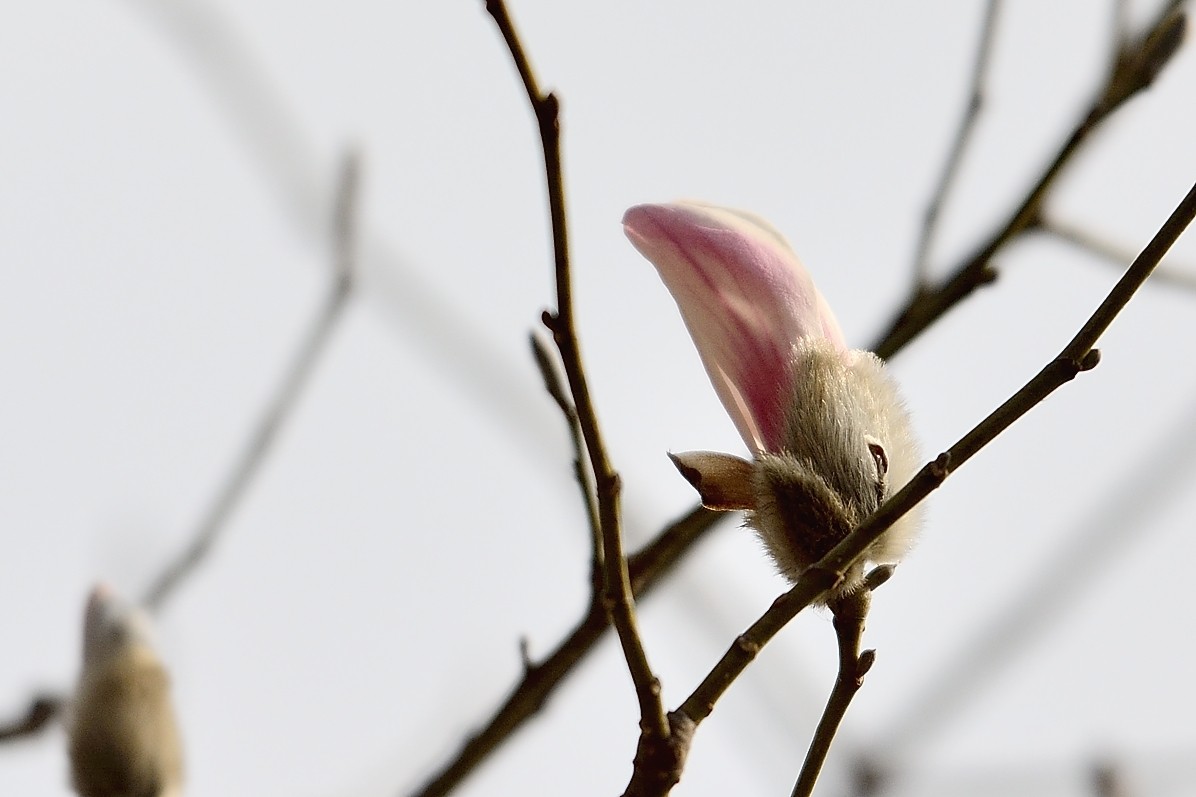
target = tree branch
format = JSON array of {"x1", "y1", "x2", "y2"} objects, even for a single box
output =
[
  {"x1": 873, "y1": 3, "x2": 1186, "y2": 360},
  {"x1": 483, "y1": 0, "x2": 667, "y2": 744},
  {"x1": 141, "y1": 149, "x2": 360, "y2": 613}
]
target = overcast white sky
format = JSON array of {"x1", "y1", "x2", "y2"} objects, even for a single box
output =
[{"x1": 3, "y1": 1, "x2": 1196, "y2": 796}]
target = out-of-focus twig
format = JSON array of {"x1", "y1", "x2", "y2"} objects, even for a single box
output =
[
  {"x1": 0, "y1": 153, "x2": 363, "y2": 746},
  {"x1": 874, "y1": 3, "x2": 1186, "y2": 359},
  {"x1": 910, "y1": 0, "x2": 1003, "y2": 288},
  {"x1": 622, "y1": 176, "x2": 1196, "y2": 795},
  {"x1": 1042, "y1": 216, "x2": 1196, "y2": 290},
  {"x1": 123, "y1": 0, "x2": 562, "y2": 461},
  {"x1": 141, "y1": 150, "x2": 360, "y2": 613}
]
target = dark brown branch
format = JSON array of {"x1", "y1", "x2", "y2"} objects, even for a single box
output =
[
  {"x1": 638, "y1": 176, "x2": 1196, "y2": 790},
  {"x1": 141, "y1": 150, "x2": 360, "y2": 613},
  {"x1": 483, "y1": 0, "x2": 667, "y2": 743},
  {"x1": 790, "y1": 590, "x2": 874, "y2": 797},
  {"x1": 910, "y1": 0, "x2": 1003, "y2": 288},
  {"x1": 873, "y1": 4, "x2": 1186, "y2": 360},
  {"x1": 407, "y1": 506, "x2": 725, "y2": 797}
]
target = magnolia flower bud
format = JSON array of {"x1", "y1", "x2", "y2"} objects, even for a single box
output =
[
  {"x1": 624, "y1": 201, "x2": 920, "y2": 594},
  {"x1": 69, "y1": 584, "x2": 184, "y2": 797}
]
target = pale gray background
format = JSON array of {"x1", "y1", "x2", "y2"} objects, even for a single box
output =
[{"x1": 2, "y1": 1, "x2": 1196, "y2": 795}]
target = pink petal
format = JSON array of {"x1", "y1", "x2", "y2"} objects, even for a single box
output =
[{"x1": 624, "y1": 201, "x2": 846, "y2": 453}]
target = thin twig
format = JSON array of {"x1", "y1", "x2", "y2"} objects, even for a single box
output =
[
  {"x1": 483, "y1": 0, "x2": 667, "y2": 744},
  {"x1": 873, "y1": 3, "x2": 1186, "y2": 360},
  {"x1": 790, "y1": 590, "x2": 874, "y2": 797},
  {"x1": 0, "y1": 695, "x2": 62, "y2": 742},
  {"x1": 406, "y1": 506, "x2": 725, "y2": 797},
  {"x1": 910, "y1": 0, "x2": 1003, "y2": 289},
  {"x1": 1042, "y1": 217, "x2": 1196, "y2": 291},
  {"x1": 645, "y1": 177, "x2": 1196, "y2": 789},
  {"x1": 529, "y1": 333, "x2": 602, "y2": 578},
  {"x1": 141, "y1": 150, "x2": 360, "y2": 613}
]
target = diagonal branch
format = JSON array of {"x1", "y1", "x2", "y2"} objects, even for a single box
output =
[
  {"x1": 874, "y1": 3, "x2": 1186, "y2": 360},
  {"x1": 141, "y1": 150, "x2": 360, "y2": 613},
  {"x1": 482, "y1": 0, "x2": 667, "y2": 744}
]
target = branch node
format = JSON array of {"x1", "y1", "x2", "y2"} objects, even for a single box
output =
[
  {"x1": 1079, "y1": 348, "x2": 1102, "y2": 371},
  {"x1": 539, "y1": 91, "x2": 561, "y2": 125},
  {"x1": 622, "y1": 712, "x2": 696, "y2": 797},
  {"x1": 733, "y1": 634, "x2": 761, "y2": 656},
  {"x1": 541, "y1": 309, "x2": 559, "y2": 332}
]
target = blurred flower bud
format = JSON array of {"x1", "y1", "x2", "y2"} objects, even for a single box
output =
[{"x1": 69, "y1": 584, "x2": 183, "y2": 797}]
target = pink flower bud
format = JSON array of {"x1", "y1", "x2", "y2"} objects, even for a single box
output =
[
  {"x1": 625, "y1": 201, "x2": 920, "y2": 593},
  {"x1": 624, "y1": 201, "x2": 846, "y2": 454}
]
